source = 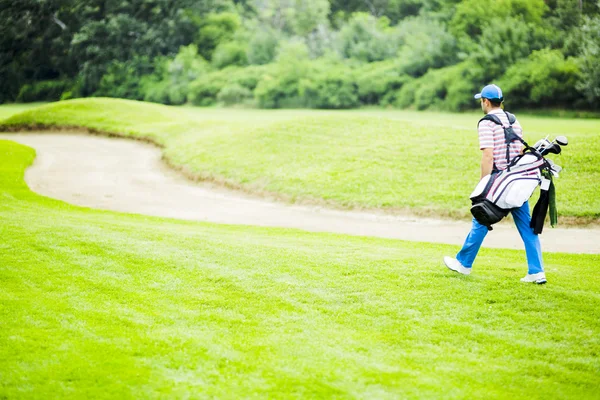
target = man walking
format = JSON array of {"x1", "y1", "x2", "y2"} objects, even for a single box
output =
[{"x1": 443, "y1": 84, "x2": 546, "y2": 284}]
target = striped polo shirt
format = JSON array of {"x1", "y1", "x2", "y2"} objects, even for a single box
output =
[{"x1": 478, "y1": 108, "x2": 523, "y2": 171}]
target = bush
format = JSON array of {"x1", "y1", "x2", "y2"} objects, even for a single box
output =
[
  {"x1": 139, "y1": 46, "x2": 209, "y2": 105},
  {"x1": 188, "y1": 71, "x2": 230, "y2": 106},
  {"x1": 230, "y1": 65, "x2": 272, "y2": 91},
  {"x1": 212, "y1": 42, "x2": 248, "y2": 69},
  {"x1": 301, "y1": 67, "x2": 359, "y2": 109},
  {"x1": 188, "y1": 65, "x2": 272, "y2": 106},
  {"x1": 195, "y1": 12, "x2": 241, "y2": 60},
  {"x1": 255, "y1": 73, "x2": 306, "y2": 109},
  {"x1": 468, "y1": 16, "x2": 552, "y2": 82},
  {"x1": 575, "y1": 15, "x2": 600, "y2": 106},
  {"x1": 394, "y1": 78, "x2": 419, "y2": 109},
  {"x1": 393, "y1": 60, "x2": 484, "y2": 111},
  {"x1": 497, "y1": 49, "x2": 582, "y2": 109},
  {"x1": 16, "y1": 80, "x2": 73, "y2": 102},
  {"x1": 337, "y1": 13, "x2": 400, "y2": 62},
  {"x1": 450, "y1": 0, "x2": 547, "y2": 44},
  {"x1": 395, "y1": 16, "x2": 458, "y2": 78},
  {"x1": 412, "y1": 68, "x2": 449, "y2": 110},
  {"x1": 246, "y1": 28, "x2": 279, "y2": 65},
  {"x1": 254, "y1": 42, "x2": 311, "y2": 108},
  {"x1": 355, "y1": 61, "x2": 408, "y2": 105},
  {"x1": 443, "y1": 61, "x2": 486, "y2": 111},
  {"x1": 217, "y1": 84, "x2": 253, "y2": 105},
  {"x1": 142, "y1": 79, "x2": 171, "y2": 104},
  {"x1": 254, "y1": 59, "x2": 359, "y2": 109},
  {"x1": 168, "y1": 45, "x2": 209, "y2": 82},
  {"x1": 95, "y1": 57, "x2": 155, "y2": 100}
]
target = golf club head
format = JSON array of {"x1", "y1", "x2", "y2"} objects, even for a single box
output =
[
  {"x1": 533, "y1": 138, "x2": 551, "y2": 151},
  {"x1": 555, "y1": 135, "x2": 568, "y2": 146},
  {"x1": 541, "y1": 143, "x2": 561, "y2": 155}
]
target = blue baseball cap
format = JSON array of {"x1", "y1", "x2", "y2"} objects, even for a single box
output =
[{"x1": 474, "y1": 84, "x2": 503, "y2": 101}]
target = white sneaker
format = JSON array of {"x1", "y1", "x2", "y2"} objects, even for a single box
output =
[
  {"x1": 443, "y1": 256, "x2": 471, "y2": 275},
  {"x1": 520, "y1": 272, "x2": 547, "y2": 284}
]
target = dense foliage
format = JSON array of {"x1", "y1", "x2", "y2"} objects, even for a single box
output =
[{"x1": 1, "y1": 0, "x2": 599, "y2": 110}]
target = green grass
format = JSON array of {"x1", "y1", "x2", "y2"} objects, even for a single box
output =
[
  {"x1": 2, "y1": 99, "x2": 599, "y2": 222},
  {"x1": 0, "y1": 102, "x2": 47, "y2": 120},
  {"x1": 1, "y1": 135, "x2": 600, "y2": 398}
]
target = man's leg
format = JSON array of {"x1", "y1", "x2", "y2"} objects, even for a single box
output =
[
  {"x1": 511, "y1": 201, "x2": 544, "y2": 275},
  {"x1": 456, "y1": 218, "x2": 489, "y2": 268}
]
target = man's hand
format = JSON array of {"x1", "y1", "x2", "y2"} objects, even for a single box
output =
[{"x1": 481, "y1": 148, "x2": 494, "y2": 179}]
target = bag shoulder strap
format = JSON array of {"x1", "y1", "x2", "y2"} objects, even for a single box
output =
[
  {"x1": 478, "y1": 114, "x2": 502, "y2": 127},
  {"x1": 477, "y1": 111, "x2": 516, "y2": 128},
  {"x1": 505, "y1": 111, "x2": 516, "y2": 125},
  {"x1": 477, "y1": 111, "x2": 523, "y2": 170}
]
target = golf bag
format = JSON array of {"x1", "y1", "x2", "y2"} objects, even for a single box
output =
[
  {"x1": 469, "y1": 112, "x2": 557, "y2": 232},
  {"x1": 470, "y1": 154, "x2": 545, "y2": 228}
]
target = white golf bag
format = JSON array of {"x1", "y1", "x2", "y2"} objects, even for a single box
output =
[
  {"x1": 468, "y1": 111, "x2": 564, "y2": 231},
  {"x1": 470, "y1": 154, "x2": 546, "y2": 228}
]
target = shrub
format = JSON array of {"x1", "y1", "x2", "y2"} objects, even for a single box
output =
[
  {"x1": 212, "y1": 42, "x2": 248, "y2": 69},
  {"x1": 468, "y1": 16, "x2": 552, "y2": 82},
  {"x1": 450, "y1": 0, "x2": 547, "y2": 44},
  {"x1": 142, "y1": 79, "x2": 171, "y2": 104},
  {"x1": 393, "y1": 78, "x2": 419, "y2": 109},
  {"x1": 195, "y1": 12, "x2": 241, "y2": 60},
  {"x1": 188, "y1": 71, "x2": 230, "y2": 106},
  {"x1": 412, "y1": 68, "x2": 448, "y2": 110},
  {"x1": 255, "y1": 73, "x2": 306, "y2": 109},
  {"x1": 393, "y1": 60, "x2": 484, "y2": 111},
  {"x1": 395, "y1": 16, "x2": 458, "y2": 78},
  {"x1": 498, "y1": 49, "x2": 582, "y2": 109},
  {"x1": 16, "y1": 80, "x2": 73, "y2": 102},
  {"x1": 301, "y1": 67, "x2": 359, "y2": 109},
  {"x1": 575, "y1": 15, "x2": 600, "y2": 106},
  {"x1": 443, "y1": 61, "x2": 486, "y2": 111},
  {"x1": 188, "y1": 65, "x2": 272, "y2": 106},
  {"x1": 355, "y1": 61, "x2": 408, "y2": 105},
  {"x1": 94, "y1": 56, "x2": 159, "y2": 100},
  {"x1": 230, "y1": 65, "x2": 272, "y2": 91},
  {"x1": 217, "y1": 84, "x2": 253, "y2": 105},
  {"x1": 337, "y1": 13, "x2": 400, "y2": 62},
  {"x1": 246, "y1": 28, "x2": 279, "y2": 65},
  {"x1": 253, "y1": 59, "x2": 360, "y2": 109},
  {"x1": 168, "y1": 45, "x2": 209, "y2": 83},
  {"x1": 254, "y1": 42, "x2": 313, "y2": 109},
  {"x1": 139, "y1": 46, "x2": 209, "y2": 105}
]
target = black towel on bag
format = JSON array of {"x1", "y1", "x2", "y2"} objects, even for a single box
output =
[{"x1": 531, "y1": 189, "x2": 549, "y2": 234}]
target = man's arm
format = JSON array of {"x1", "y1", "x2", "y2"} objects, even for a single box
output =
[{"x1": 481, "y1": 148, "x2": 494, "y2": 179}]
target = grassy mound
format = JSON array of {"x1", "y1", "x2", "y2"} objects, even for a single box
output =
[
  {"x1": 1, "y1": 99, "x2": 599, "y2": 222},
  {"x1": 0, "y1": 102, "x2": 46, "y2": 120},
  {"x1": 1, "y1": 136, "x2": 599, "y2": 397}
]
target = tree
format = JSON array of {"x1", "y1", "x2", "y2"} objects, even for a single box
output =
[
  {"x1": 498, "y1": 49, "x2": 581, "y2": 108},
  {"x1": 337, "y1": 13, "x2": 399, "y2": 62},
  {"x1": 449, "y1": 0, "x2": 547, "y2": 51},
  {"x1": 251, "y1": 0, "x2": 330, "y2": 37},
  {"x1": 0, "y1": 0, "x2": 78, "y2": 102},
  {"x1": 576, "y1": 14, "x2": 600, "y2": 105},
  {"x1": 246, "y1": 27, "x2": 280, "y2": 64},
  {"x1": 395, "y1": 16, "x2": 457, "y2": 77},
  {"x1": 195, "y1": 12, "x2": 241, "y2": 60}
]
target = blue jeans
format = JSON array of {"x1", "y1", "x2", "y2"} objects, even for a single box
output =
[{"x1": 456, "y1": 201, "x2": 544, "y2": 274}]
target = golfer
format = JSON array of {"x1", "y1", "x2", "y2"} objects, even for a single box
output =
[{"x1": 443, "y1": 84, "x2": 546, "y2": 284}]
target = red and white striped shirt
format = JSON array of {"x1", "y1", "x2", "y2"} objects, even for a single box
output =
[{"x1": 478, "y1": 108, "x2": 523, "y2": 171}]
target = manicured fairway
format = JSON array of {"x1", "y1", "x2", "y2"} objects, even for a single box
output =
[
  {"x1": 2, "y1": 99, "x2": 599, "y2": 222},
  {"x1": 1, "y1": 134, "x2": 599, "y2": 398}
]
